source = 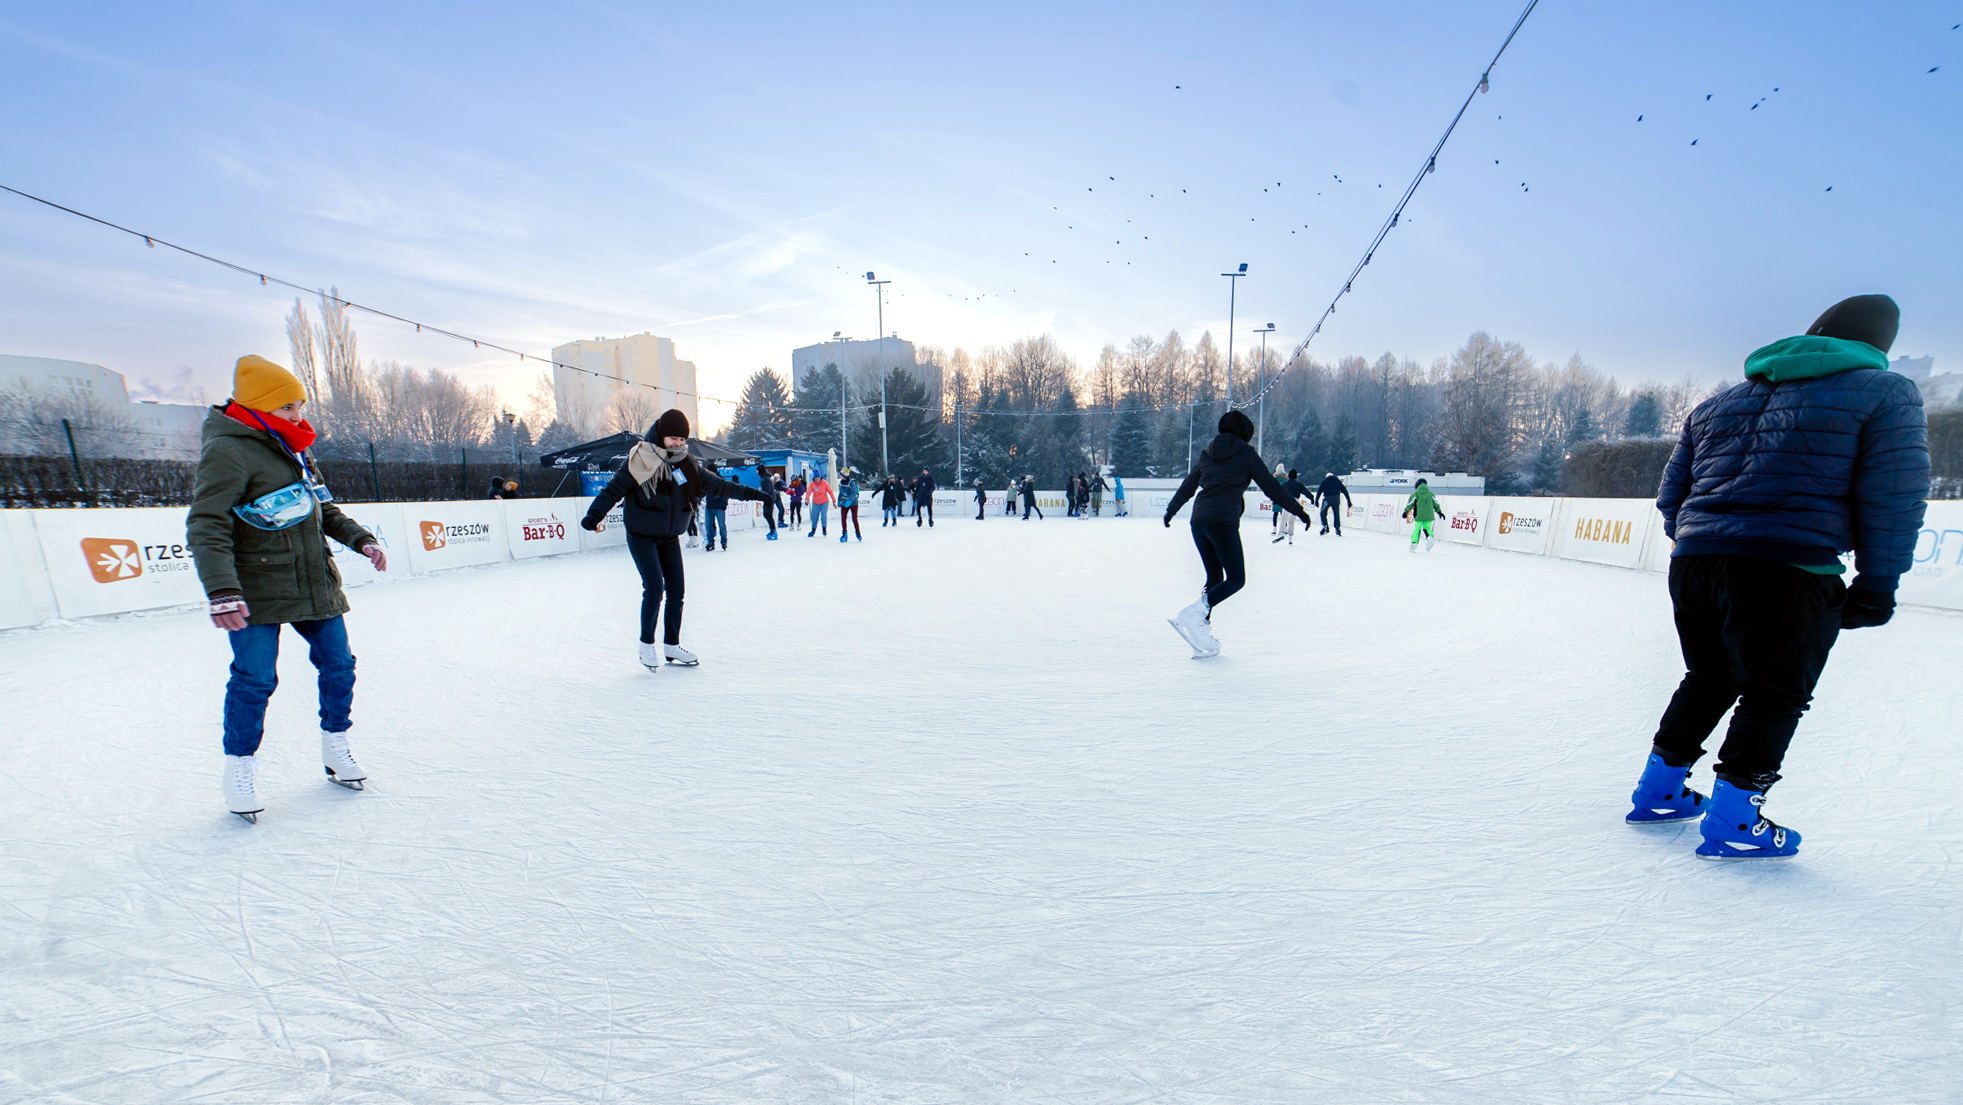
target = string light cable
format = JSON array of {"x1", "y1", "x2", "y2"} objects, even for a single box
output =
[
  {"x1": 0, "y1": 182, "x2": 869, "y2": 417},
  {"x1": 1234, "y1": 0, "x2": 1541, "y2": 413}
]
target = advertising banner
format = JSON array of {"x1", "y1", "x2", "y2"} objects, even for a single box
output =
[
  {"x1": 1483, "y1": 497, "x2": 1561, "y2": 556},
  {"x1": 506, "y1": 498, "x2": 581, "y2": 560},
  {"x1": 1899, "y1": 500, "x2": 1963, "y2": 612},
  {"x1": 404, "y1": 500, "x2": 507, "y2": 574},
  {"x1": 1365, "y1": 495, "x2": 1405, "y2": 534},
  {"x1": 1644, "y1": 520, "x2": 1674, "y2": 573},
  {"x1": 33, "y1": 506, "x2": 208, "y2": 619},
  {"x1": 329, "y1": 502, "x2": 403, "y2": 587},
  {"x1": 1554, "y1": 497, "x2": 1657, "y2": 569},
  {"x1": 0, "y1": 512, "x2": 57, "y2": 629},
  {"x1": 1438, "y1": 496, "x2": 1494, "y2": 547},
  {"x1": 577, "y1": 497, "x2": 626, "y2": 551}
]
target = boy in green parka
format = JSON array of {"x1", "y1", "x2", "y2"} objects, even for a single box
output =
[{"x1": 1403, "y1": 478, "x2": 1445, "y2": 553}]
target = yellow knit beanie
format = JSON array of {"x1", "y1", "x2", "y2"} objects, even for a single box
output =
[{"x1": 233, "y1": 354, "x2": 307, "y2": 412}]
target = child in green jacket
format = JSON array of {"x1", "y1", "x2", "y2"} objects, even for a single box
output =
[{"x1": 1403, "y1": 479, "x2": 1445, "y2": 553}]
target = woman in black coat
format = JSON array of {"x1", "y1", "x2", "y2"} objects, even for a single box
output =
[{"x1": 581, "y1": 409, "x2": 770, "y2": 671}]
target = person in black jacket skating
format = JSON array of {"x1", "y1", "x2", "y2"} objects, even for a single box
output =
[
  {"x1": 580, "y1": 409, "x2": 771, "y2": 671},
  {"x1": 1020, "y1": 475, "x2": 1043, "y2": 520},
  {"x1": 973, "y1": 477, "x2": 987, "y2": 520},
  {"x1": 1163, "y1": 410, "x2": 1313, "y2": 657},
  {"x1": 915, "y1": 468, "x2": 936, "y2": 527},
  {"x1": 1315, "y1": 472, "x2": 1352, "y2": 535},
  {"x1": 1275, "y1": 468, "x2": 1314, "y2": 544}
]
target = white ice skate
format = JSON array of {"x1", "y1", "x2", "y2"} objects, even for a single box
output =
[
  {"x1": 1168, "y1": 598, "x2": 1220, "y2": 659},
  {"x1": 321, "y1": 729, "x2": 366, "y2": 789},
  {"x1": 664, "y1": 644, "x2": 700, "y2": 667},
  {"x1": 638, "y1": 642, "x2": 662, "y2": 671},
  {"x1": 224, "y1": 754, "x2": 264, "y2": 823}
]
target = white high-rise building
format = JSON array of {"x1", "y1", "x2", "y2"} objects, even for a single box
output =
[{"x1": 550, "y1": 333, "x2": 699, "y2": 438}]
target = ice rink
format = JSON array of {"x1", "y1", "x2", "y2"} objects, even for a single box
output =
[{"x1": 3, "y1": 513, "x2": 1959, "y2": 1104}]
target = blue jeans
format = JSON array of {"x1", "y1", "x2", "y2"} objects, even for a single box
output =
[
  {"x1": 882, "y1": 506, "x2": 898, "y2": 525},
  {"x1": 705, "y1": 508, "x2": 728, "y2": 546},
  {"x1": 224, "y1": 617, "x2": 355, "y2": 756},
  {"x1": 808, "y1": 503, "x2": 829, "y2": 534}
]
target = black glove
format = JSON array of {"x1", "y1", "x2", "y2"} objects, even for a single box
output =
[
  {"x1": 1163, "y1": 515, "x2": 1172, "y2": 528},
  {"x1": 1841, "y1": 582, "x2": 1895, "y2": 630},
  {"x1": 580, "y1": 516, "x2": 599, "y2": 532}
]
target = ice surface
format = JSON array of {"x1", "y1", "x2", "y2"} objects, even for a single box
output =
[{"x1": 3, "y1": 517, "x2": 1959, "y2": 1104}]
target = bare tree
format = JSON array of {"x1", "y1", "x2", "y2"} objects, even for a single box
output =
[
  {"x1": 0, "y1": 382, "x2": 141, "y2": 457},
  {"x1": 285, "y1": 299, "x2": 320, "y2": 407},
  {"x1": 603, "y1": 387, "x2": 664, "y2": 437}
]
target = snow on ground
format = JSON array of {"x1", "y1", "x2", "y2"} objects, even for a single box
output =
[{"x1": 2, "y1": 512, "x2": 1959, "y2": 1104}]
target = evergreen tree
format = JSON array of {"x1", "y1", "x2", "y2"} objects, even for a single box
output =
[
  {"x1": 866, "y1": 366, "x2": 943, "y2": 477},
  {"x1": 1154, "y1": 406, "x2": 1195, "y2": 476},
  {"x1": 1288, "y1": 407, "x2": 1328, "y2": 476},
  {"x1": 792, "y1": 365, "x2": 846, "y2": 459},
  {"x1": 535, "y1": 418, "x2": 581, "y2": 454},
  {"x1": 1326, "y1": 413, "x2": 1360, "y2": 474},
  {"x1": 1532, "y1": 437, "x2": 1566, "y2": 492},
  {"x1": 1108, "y1": 391, "x2": 1154, "y2": 476},
  {"x1": 1623, "y1": 390, "x2": 1664, "y2": 438},
  {"x1": 727, "y1": 368, "x2": 796, "y2": 450},
  {"x1": 1567, "y1": 406, "x2": 1600, "y2": 445}
]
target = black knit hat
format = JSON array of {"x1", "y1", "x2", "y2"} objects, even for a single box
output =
[
  {"x1": 1806, "y1": 294, "x2": 1899, "y2": 354},
  {"x1": 649, "y1": 408, "x2": 691, "y2": 441},
  {"x1": 1218, "y1": 409, "x2": 1255, "y2": 442}
]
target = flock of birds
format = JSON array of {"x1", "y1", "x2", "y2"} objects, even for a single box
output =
[{"x1": 834, "y1": 21, "x2": 1955, "y2": 311}]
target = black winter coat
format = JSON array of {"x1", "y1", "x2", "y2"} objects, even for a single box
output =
[
  {"x1": 915, "y1": 474, "x2": 936, "y2": 499},
  {"x1": 583, "y1": 457, "x2": 764, "y2": 538},
  {"x1": 1316, "y1": 475, "x2": 1351, "y2": 508},
  {"x1": 1281, "y1": 477, "x2": 1313, "y2": 503},
  {"x1": 1166, "y1": 434, "x2": 1313, "y2": 527}
]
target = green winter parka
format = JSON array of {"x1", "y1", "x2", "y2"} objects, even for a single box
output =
[
  {"x1": 1404, "y1": 485, "x2": 1444, "y2": 523},
  {"x1": 186, "y1": 407, "x2": 374, "y2": 626}
]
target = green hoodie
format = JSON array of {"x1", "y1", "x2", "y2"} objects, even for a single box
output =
[
  {"x1": 1743, "y1": 334, "x2": 1888, "y2": 383},
  {"x1": 1404, "y1": 484, "x2": 1444, "y2": 523}
]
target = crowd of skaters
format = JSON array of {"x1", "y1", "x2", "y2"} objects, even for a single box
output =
[{"x1": 189, "y1": 291, "x2": 1931, "y2": 866}]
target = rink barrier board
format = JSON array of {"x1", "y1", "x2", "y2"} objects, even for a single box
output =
[{"x1": 2, "y1": 497, "x2": 1959, "y2": 628}]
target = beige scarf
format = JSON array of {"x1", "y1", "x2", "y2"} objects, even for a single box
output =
[{"x1": 626, "y1": 440, "x2": 690, "y2": 498}]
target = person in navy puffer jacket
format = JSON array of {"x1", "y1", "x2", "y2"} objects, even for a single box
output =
[{"x1": 1628, "y1": 294, "x2": 1930, "y2": 859}]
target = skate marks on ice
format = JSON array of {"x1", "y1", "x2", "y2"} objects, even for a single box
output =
[{"x1": 1, "y1": 522, "x2": 1959, "y2": 1102}]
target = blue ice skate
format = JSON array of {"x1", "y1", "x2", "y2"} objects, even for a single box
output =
[
  {"x1": 1696, "y1": 779, "x2": 1800, "y2": 860},
  {"x1": 1626, "y1": 752, "x2": 1706, "y2": 824}
]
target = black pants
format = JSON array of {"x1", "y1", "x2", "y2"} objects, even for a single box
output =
[
  {"x1": 1190, "y1": 522, "x2": 1248, "y2": 609},
  {"x1": 625, "y1": 533, "x2": 686, "y2": 646},
  {"x1": 1651, "y1": 555, "x2": 1845, "y2": 787},
  {"x1": 1023, "y1": 496, "x2": 1043, "y2": 519},
  {"x1": 916, "y1": 498, "x2": 933, "y2": 526},
  {"x1": 1320, "y1": 501, "x2": 1342, "y2": 533}
]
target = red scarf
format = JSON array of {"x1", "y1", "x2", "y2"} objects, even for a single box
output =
[{"x1": 224, "y1": 401, "x2": 318, "y2": 453}]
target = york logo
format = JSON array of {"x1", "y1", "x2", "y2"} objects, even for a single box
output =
[
  {"x1": 1574, "y1": 517, "x2": 1633, "y2": 545},
  {"x1": 420, "y1": 521, "x2": 448, "y2": 551},
  {"x1": 81, "y1": 538, "x2": 143, "y2": 583}
]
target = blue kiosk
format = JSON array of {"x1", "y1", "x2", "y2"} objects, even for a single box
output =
[{"x1": 733, "y1": 447, "x2": 830, "y2": 490}]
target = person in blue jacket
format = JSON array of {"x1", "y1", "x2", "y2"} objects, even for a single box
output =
[{"x1": 1628, "y1": 294, "x2": 1930, "y2": 859}]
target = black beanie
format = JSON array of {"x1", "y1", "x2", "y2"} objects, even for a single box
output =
[
  {"x1": 1806, "y1": 294, "x2": 1899, "y2": 354},
  {"x1": 650, "y1": 408, "x2": 691, "y2": 441},
  {"x1": 1218, "y1": 409, "x2": 1255, "y2": 442}
]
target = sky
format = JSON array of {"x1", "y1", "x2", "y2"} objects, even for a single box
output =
[{"x1": 2, "y1": 1, "x2": 1958, "y2": 433}]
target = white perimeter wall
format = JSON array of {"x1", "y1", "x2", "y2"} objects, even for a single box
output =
[{"x1": 4, "y1": 496, "x2": 1959, "y2": 629}]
